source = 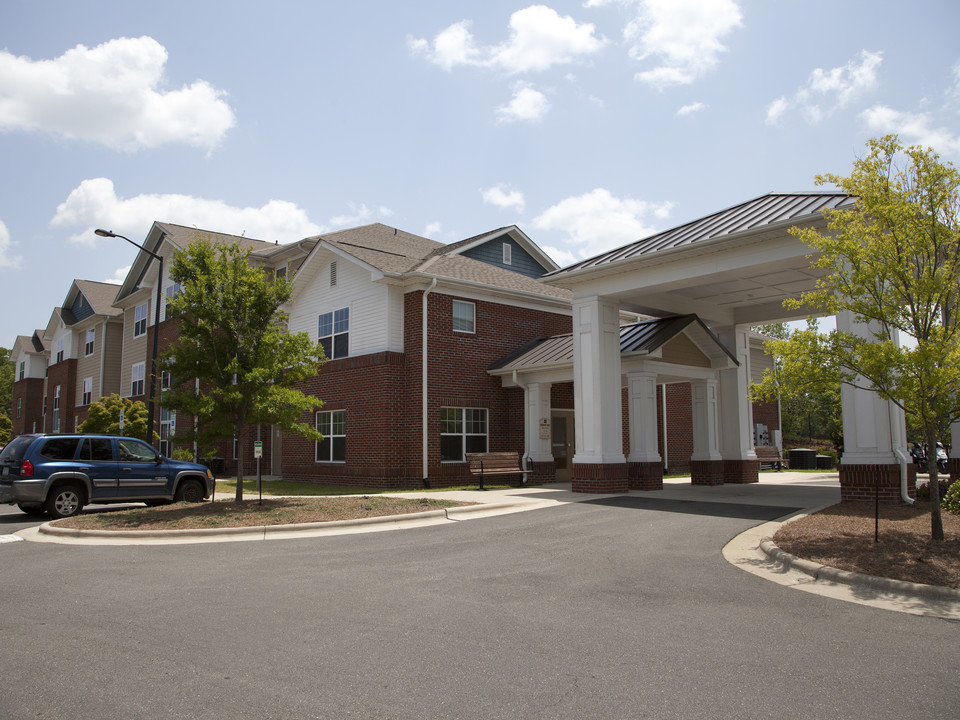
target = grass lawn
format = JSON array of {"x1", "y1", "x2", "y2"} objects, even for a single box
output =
[{"x1": 214, "y1": 477, "x2": 519, "y2": 496}]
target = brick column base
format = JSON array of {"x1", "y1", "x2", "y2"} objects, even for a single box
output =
[
  {"x1": 838, "y1": 463, "x2": 916, "y2": 504},
  {"x1": 950, "y1": 457, "x2": 960, "y2": 483},
  {"x1": 723, "y1": 459, "x2": 760, "y2": 484},
  {"x1": 628, "y1": 461, "x2": 663, "y2": 491},
  {"x1": 571, "y1": 462, "x2": 629, "y2": 493},
  {"x1": 526, "y1": 460, "x2": 556, "y2": 485},
  {"x1": 690, "y1": 460, "x2": 725, "y2": 486}
]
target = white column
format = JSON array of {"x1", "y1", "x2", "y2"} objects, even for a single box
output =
[
  {"x1": 716, "y1": 326, "x2": 758, "y2": 461},
  {"x1": 690, "y1": 378, "x2": 722, "y2": 461},
  {"x1": 950, "y1": 422, "x2": 960, "y2": 462},
  {"x1": 572, "y1": 295, "x2": 625, "y2": 465},
  {"x1": 627, "y1": 370, "x2": 661, "y2": 463},
  {"x1": 836, "y1": 310, "x2": 903, "y2": 464},
  {"x1": 524, "y1": 381, "x2": 553, "y2": 463}
]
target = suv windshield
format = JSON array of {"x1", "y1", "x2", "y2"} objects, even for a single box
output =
[{"x1": 0, "y1": 436, "x2": 36, "y2": 463}]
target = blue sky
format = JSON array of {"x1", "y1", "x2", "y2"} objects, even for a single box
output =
[{"x1": 1, "y1": 0, "x2": 958, "y2": 347}]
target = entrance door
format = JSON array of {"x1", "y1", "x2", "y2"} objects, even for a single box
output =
[{"x1": 551, "y1": 411, "x2": 575, "y2": 482}]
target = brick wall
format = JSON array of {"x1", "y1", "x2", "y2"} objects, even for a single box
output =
[
  {"x1": 658, "y1": 383, "x2": 693, "y2": 472},
  {"x1": 45, "y1": 359, "x2": 77, "y2": 433},
  {"x1": 11, "y1": 378, "x2": 45, "y2": 436}
]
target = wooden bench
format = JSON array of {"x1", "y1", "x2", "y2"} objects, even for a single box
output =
[
  {"x1": 755, "y1": 445, "x2": 786, "y2": 471},
  {"x1": 466, "y1": 452, "x2": 531, "y2": 489}
]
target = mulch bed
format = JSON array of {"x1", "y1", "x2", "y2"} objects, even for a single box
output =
[{"x1": 773, "y1": 501, "x2": 960, "y2": 589}]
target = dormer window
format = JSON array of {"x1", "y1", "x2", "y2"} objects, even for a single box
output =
[{"x1": 503, "y1": 242, "x2": 512, "y2": 265}]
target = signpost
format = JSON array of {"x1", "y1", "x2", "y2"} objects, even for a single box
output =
[{"x1": 254, "y1": 440, "x2": 263, "y2": 505}]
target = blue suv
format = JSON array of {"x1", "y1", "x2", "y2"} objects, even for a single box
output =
[{"x1": 0, "y1": 434, "x2": 215, "y2": 519}]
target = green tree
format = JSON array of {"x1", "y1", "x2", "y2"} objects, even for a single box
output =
[
  {"x1": 160, "y1": 238, "x2": 325, "y2": 501},
  {"x1": 752, "y1": 321, "x2": 843, "y2": 450},
  {"x1": 0, "y1": 346, "x2": 13, "y2": 433},
  {"x1": 0, "y1": 413, "x2": 11, "y2": 445},
  {"x1": 77, "y1": 394, "x2": 151, "y2": 441},
  {"x1": 762, "y1": 136, "x2": 960, "y2": 541}
]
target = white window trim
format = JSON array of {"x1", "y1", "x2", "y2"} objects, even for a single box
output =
[
  {"x1": 131, "y1": 362, "x2": 145, "y2": 397},
  {"x1": 134, "y1": 302, "x2": 148, "y2": 338},
  {"x1": 452, "y1": 300, "x2": 476, "y2": 334},
  {"x1": 503, "y1": 242, "x2": 512, "y2": 265},
  {"x1": 318, "y1": 307, "x2": 349, "y2": 359},
  {"x1": 315, "y1": 409, "x2": 346, "y2": 463},
  {"x1": 84, "y1": 329, "x2": 95, "y2": 357},
  {"x1": 440, "y1": 407, "x2": 488, "y2": 462},
  {"x1": 82, "y1": 377, "x2": 93, "y2": 406}
]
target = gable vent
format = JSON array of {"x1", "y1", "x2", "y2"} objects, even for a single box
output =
[{"x1": 330, "y1": 261, "x2": 338, "y2": 287}]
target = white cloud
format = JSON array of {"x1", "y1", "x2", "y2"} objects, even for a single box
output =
[
  {"x1": 0, "y1": 36, "x2": 236, "y2": 151},
  {"x1": 410, "y1": 5, "x2": 605, "y2": 74},
  {"x1": 765, "y1": 50, "x2": 883, "y2": 126},
  {"x1": 50, "y1": 177, "x2": 325, "y2": 246},
  {"x1": 481, "y1": 184, "x2": 526, "y2": 213},
  {"x1": 532, "y1": 188, "x2": 674, "y2": 257},
  {"x1": 676, "y1": 101, "x2": 706, "y2": 117},
  {"x1": 0, "y1": 219, "x2": 22, "y2": 270},
  {"x1": 329, "y1": 203, "x2": 395, "y2": 228},
  {"x1": 861, "y1": 105, "x2": 960, "y2": 157},
  {"x1": 423, "y1": 221, "x2": 443, "y2": 238},
  {"x1": 541, "y1": 244, "x2": 579, "y2": 268},
  {"x1": 623, "y1": 0, "x2": 743, "y2": 89},
  {"x1": 496, "y1": 84, "x2": 550, "y2": 123},
  {"x1": 103, "y1": 265, "x2": 131, "y2": 286}
]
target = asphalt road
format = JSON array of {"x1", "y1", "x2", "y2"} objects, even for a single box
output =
[{"x1": 1, "y1": 492, "x2": 958, "y2": 719}]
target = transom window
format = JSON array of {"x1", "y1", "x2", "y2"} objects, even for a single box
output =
[
  {"x1": 440, "y1": 407, "x2": 487, "y2": 462},
  {"x1": 85, "y1": 329, "x2": 95, "y2": 356},
  {"x1": 131, "y1": 362, "x2": 145, "y2": 397},
  {"x1": 134, "y1": 302, "x2": 148, "y2": 337},
  {"x1": 316, "y1": 410, "x2": 346, "y2": 462},
  {"x1": 318, "y1": 308, "x2": 349, "y2": 359},
  {"x1": 452, "y1": 300, "x2": 475, "y2": 334}
]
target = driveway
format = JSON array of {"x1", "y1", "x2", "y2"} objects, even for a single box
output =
[{"x1": 1, "y1": 475, "x2": 957, "y2": 719}]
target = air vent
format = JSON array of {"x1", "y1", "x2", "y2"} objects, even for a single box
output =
[{"x1": 330, "y1": 261, "x2": 338, "y2": 287}]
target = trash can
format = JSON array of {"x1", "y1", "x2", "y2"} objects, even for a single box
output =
[
  {"x1": 816, "y1": 454, "x2": 833, "y2": 470},
  {"x1": 788, "y1": 448, "x2": 817, "y2": 470}
]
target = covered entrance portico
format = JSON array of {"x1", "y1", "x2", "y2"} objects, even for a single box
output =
[
  {"x1": 537, "y1": 193, "x2": 925, "y2": 499},
  {"x1": 490, "y1": 315, "x2": 741, "y2": 489}
]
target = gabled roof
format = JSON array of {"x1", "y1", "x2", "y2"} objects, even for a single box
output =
[
  {"x1": 62, "y1": 280, "x2": 122, "y2": 324},
  {"x1": 154, "y1": 222, "x2": 278, "y2": 255},
  {"x1": 489, "y1": 315, "x2": 736, "y2": 373},
  {"x1": 546, "y1": 192, "x2": 855, "y2": 279},
  {"x1": 306, "y1": 223, "x2": 444, "y2": 275},
  {"x1": 431, "y1": 225, "x2": 561, "y2": 273},
  {"x1": 12, "y1": 332, "x2": 46, "y2": 358},
  {"x1": 414, "y1": 254, "x2": 571, "y2": 301}
]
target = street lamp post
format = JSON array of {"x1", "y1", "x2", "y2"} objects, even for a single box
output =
[{"x1": 96, "y1": 228, "x2": 163, "y2": 448}]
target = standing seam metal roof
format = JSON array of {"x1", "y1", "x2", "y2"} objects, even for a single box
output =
[{"x1": 546, "y1": 192, "x2": 855, "y2": 277}]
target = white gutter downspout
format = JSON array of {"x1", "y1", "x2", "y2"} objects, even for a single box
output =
[
  {"x1": 889, "y1": 399, "x2": 914, "y2": 505},
  {"x1": 661, "y1": 383, "x2": 668, "y2": 472},
  {"x1": 422, "y1": 278, "x2": 437, "y2": 484}
]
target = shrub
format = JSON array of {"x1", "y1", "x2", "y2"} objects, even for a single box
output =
[{"x1": 942, "y1": 478, "x2": 960, "y2": 516}]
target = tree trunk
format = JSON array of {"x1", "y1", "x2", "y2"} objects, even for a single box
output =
[
  {"x1": 926, "y1": 427, "x2": 944, "y2": 542},
  {"x1": 235, "y1": 424, "x2": 244, "y2": 503}
]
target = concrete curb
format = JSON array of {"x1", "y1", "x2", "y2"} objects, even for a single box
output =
[
  {"x1": 36, "y1": 501, "x2": 523, "y2": 542},
  {"x1": 759, "y1": 537, "x2": 960, "y2": 602}
]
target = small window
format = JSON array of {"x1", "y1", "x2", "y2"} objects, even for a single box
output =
[
  {"x1": 131, "y1": 362, "x2": 145, "y2": 397},
  {"x1": 85, "y1": 329, "x2": 95, "y2": 357},
  {"x1": 440, "y1": 407, "x2": 487, "y2": 462},
  {"x1": 275, "y1": 266, "x2": 287, "y2": 282},
  {"x1": 82, "y1": 377, "x2": 93, "y2": 406},
  {"x1": 316, "y1": 410, "x2": 346, "y2": 462},
  {"x1": 40, "y1": 436, "x2": 81, "y2": 461},
  {"x1": 16, "y1": 397, "x2": 22, "y2": 418},
  {"x1": 318, "y1": 308, "x2": 349, "y2": 359},
  {"x1": 56, "y1": 338, "x2": 64, "y2": 364},
  {"x1": 164, "y1": 284, "x2": 181, "y2": 321},
  {"x1": 503, "y1": 242, "x2": 512, "y2": 265},
  {"x1": 134, "y1": 302, "x2": 148, "y2": 337},
  {"x1": 18, "y1": 361, "x2": 24, "y2": 381},
  {"x1": 452, "y1": 300, "x2": 475, "y2": 334}
]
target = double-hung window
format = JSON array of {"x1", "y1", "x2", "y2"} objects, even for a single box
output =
[
  {"x1": 82, "y1": 377, "x2": 92, "y2": 406},
  {"x1": 440, "y1": 407, "x2": 487, "y2": 462},
  {"x1": 316, "y1": 410, "x2": 346, "y2": 462},
  {"x1": 84, "y1": 329, "x2": 95, "y2": 356},
  {"x1": 134, "y1": 302, "x2": 148, "y2": 337},
  {"x1": 318, "y1": 308, "x2": 349, "y2": 359},
  {"x1": 164, "y1": 283, "x2": 181, "y2": 321},
  {"x1": 452, "y1": 300, "x2": 475, "y2": 334},
  {"x1": 131, "y1": 362, "x2": 145, "y2": 397},
  {"x1": 52, "y1": 386, "x2": 61, "y2": 433},
  {"x1": 56, "y1": 338, "x2": 64, "y2": 364},
  {"x1": 18, "y1": 361, "x2": 24, "y2": 380}
]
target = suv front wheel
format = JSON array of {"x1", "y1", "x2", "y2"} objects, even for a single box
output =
[
  {"x1": 174, "y1": 478, "x2": 204, "y2": 503},
  {"x1": 46, "y1": 483, "x2": 85, "y2": 519}
]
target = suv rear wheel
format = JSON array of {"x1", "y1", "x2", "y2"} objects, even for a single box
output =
[
  {"x1": 46, "y1": 483, "x2": 84, "y2": 519},
  {"x1": 17, "y1": 503, "x2": 46, "y2": 516}
]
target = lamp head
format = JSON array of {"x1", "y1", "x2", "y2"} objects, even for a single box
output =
[{"x1": 94, "y1": 228, "x2": 115, "y2": 238}]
